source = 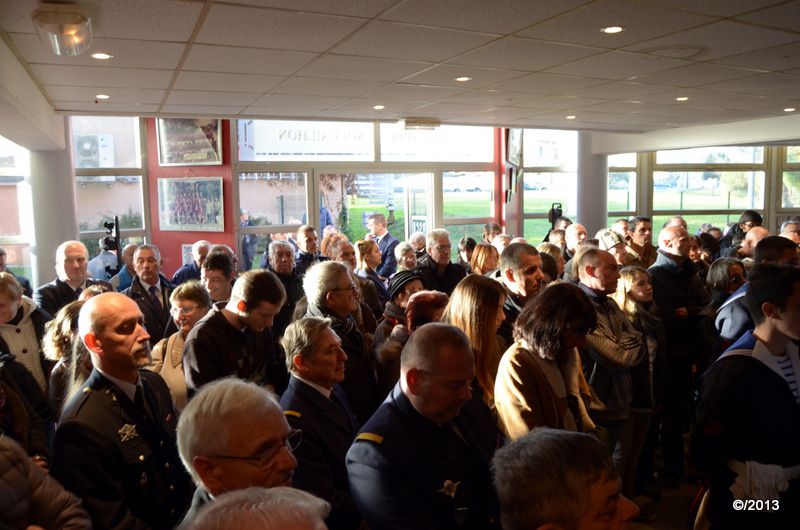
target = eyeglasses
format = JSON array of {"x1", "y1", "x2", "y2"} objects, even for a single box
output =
[
  {"x1": 170, "y1": 304, "x2": 201, "y2": 315},
  {"x1": 333, "y1": 283, "x2": 358, "y2": 293},
  {"x1": 434, "y1": 245, "x2": 452, "y2": 252},
  {"x1": 211, "y1": 429, "x2": 302, "y2": 468}
]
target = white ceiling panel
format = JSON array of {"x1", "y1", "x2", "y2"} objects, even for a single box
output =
[
  {"x1": 702, "y1": 73, "x2": 800, "y2": 97},
  {"x1": 452, "y1": 37, "x2": 604, "y2": 71},
  {"x1": 243, "y1": 106, "x2": 318, "y2": 117},
  {"x1": 271, "y1": 77, "x2": 386, "y2": 97},
  {"x1": 627, "y1": 21, "x2": 798, "y2": 61},
  {"x1": 440, "y1": 90, "x2": 540, "y2": 106},
  {"x1": 9, "y1": 34, "x2": 187, "y2": 70},
  {"x1": 166, "y1": 91, "x2": 262, "y2": 106},
  {"x1": 547, "y1": 51, "x2": 690, "y2": 79},
  {"x1": 45, "y1": 86, "x2": 166, "y2": 104},
  {"x1": 331, "y1": 98, "x2": 427, "y2": 112},
  {"x1": 364, "y1": 84, "x2": 467, "y2": 101},
  {"x1": 53, "y1": 102, "x2": 161, "y2": 114},
  {"x1": 331, "y1": 22, "x2": 497, "y2": 62},
  {"x1": 87, "y1": 0, "x2": 203, "y2": 42},
  {"x1": 641, "y1": 0, "x2": 785, "y2": 17},
  {"x1": 183, "y1": 45, "x2": 319, "y2": 75},
  {"x1": 312, "y1": 110, "x2": 402, "y2": 120},
  {"x1": 196, "y1": 4, "x2": 366, "y2": 52},
  {"x1": 379, "y1": 0, "x2": 591, "y2": 34},
  {"x1": 711, "y1": 41, "x2": 800, "y2": 73},
  {"x1": 513, "y1": 95, "x2": 612, "y2": 110},
  {"x1": 294, "y1": 55, "x2": 432, "y2": 82},
  {"x1": 565, "y1": 81, "x2": 670, "y2": 98},
  {"x1": 30, "y1": 65, "x2": 174, "y2": 89},
  {"x1": 408, "y1": 102, "x2": 497, "y2": 117},
  {"x1": 491, "y1": 72, "x2": 607, "y2": 94},
  {"x1": 735, "y1": 0, "x2": 800, "y2": 33},
  {"x1": 174, "y1": 71, "x2": 285, "y2": 93},
  {"x1": 633, "y1": 63, "x2": 761, "y2": 87},
  {"x1": 161, "y1": 104, "x2": 246, "y2": 116},
  {"x1": 224, "y1": 0, "x2": 398, "y2": 18},
  {"x1": 250, "y1": 93, "x2": 349, "y2": 109},
  {"x1": 518, "y1": 0, "x2": 713, "y2": 48},
  {"x1": 0, "y1": 0, "x2": 43, "y2": 34},
  {"x1": 400, "y1": 65, "x2": 525, "y2": 88}
]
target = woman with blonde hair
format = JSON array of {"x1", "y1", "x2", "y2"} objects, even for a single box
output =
[
  {"x1": 355, "y1": 239, "x2": 389, "y2": 306},
  {"x1": 469, "y1": 243, "x2": 500, "y2": 276},
  {"x1": 441, "y1": 274, "x2": 506, "y2": 408},
  {"x1": 42, "y1": 300, "x2": 88, "y2": 416}
]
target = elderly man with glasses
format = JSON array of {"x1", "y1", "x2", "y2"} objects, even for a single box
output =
[
  {"x1": 177, "y1": 378, "x2": 300, "y2": 525},
  {"x1": 415, "y1": 228, "x2": 466, "y2": 296}
]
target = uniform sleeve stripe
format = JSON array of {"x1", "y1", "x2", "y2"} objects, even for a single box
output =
[
  {"x1": 284, "y1": 410, "x2": 302, "y2": 418},
  {"x1": 356, "y1": 432, "x2": 384, "y2": 444}
]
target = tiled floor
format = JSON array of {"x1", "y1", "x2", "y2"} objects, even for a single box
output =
[{"x1": 631, "y1": 476, "x2": 700, "y2": 530}]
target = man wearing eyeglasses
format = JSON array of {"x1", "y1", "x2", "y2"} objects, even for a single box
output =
[
  {"x1": 177, "y1": 378, "x2": 299, "y2": 525},
  {"x1": 415, "y1": 228, "x2": 466, "y2": 296},
  {"x1": 52, "y1": 292, "x2": 192, "y2": 529},
  {"x1": 280, "y1": 317, "x2": 362, "y2": 530}
]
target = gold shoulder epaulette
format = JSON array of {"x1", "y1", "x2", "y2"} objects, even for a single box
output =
[
  {"x1": 356, "y1": 432, "x2": 384, "y2": 444},
  {"x1": 284, "y1": 410, "x2": 302, "y2": 418}
]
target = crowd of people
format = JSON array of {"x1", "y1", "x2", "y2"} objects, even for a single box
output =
[{"x1": 0, "y1": 208, "x2": 798, "y2": 529}]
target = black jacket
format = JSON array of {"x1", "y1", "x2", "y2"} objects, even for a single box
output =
[
  {"x1": 33, "y1": 277, "x2": 112, "y2": 318},
  {"x1": 414, "y1": 255, "x2": 466, "y2": 296},
  {"x1": 123, "y1": 275, "x2": 174, "y2": 346}
]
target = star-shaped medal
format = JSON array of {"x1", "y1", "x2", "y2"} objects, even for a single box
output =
[
  {"x1": 118, "y1": 423, "x2": 138, "y2": 442},
  {"x1": 438, "y1": 479, "x2": 461, "y2": 498}
]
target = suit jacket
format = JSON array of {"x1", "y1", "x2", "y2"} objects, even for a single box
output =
[
  {"x1": 346, "y1": 384, "x2": 502, "y2": 530},
  {"x1": 52, "y1": 369, "x2": 192, "y2": 530},
  {"x1": 280, "y1": 377, "x2": 362, "y2": 530},
  {"x1": 376, "y1": 233, "x2": 399, "y2": 277},
  {"x1": 170, "y1": 262, "x2": 200, "y2": 286},
  {"x1": 33, "y1": 277, "x2": 112, "y2": 318},
  {"x1": 123, "y1": 275, "x2": 174, "y2": 346}
]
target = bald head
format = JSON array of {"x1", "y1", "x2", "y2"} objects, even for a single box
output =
[
  {"x1": 741, "y1": 226, "x2": 771, "y2": 257},
  {"x1": 192, "y1": 240, "x2": 211, "y2": 266},
  {"x1": 401, "y1": 323, "x2": 471, "y2": 374},
  {"x1": 56, "y1": 240, "x2": 89, "y2": 286},
  {"x1": 564, "y1": 224, "x2": 587, "y2": 253},
  {"x1": 657, "y1": 226, "x2": 690, "y2": 257}
]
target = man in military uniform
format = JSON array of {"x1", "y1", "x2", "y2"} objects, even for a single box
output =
[
  {"x1": 346, "y1": 323, "x2": 502, "y2": 530},
  {"x1": 52, "y1": 292, "x2": 191, "y2": 529}
]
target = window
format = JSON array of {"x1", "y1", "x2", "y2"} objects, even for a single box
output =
[
  {"x1": 0, "y1": 135, "x2": 32, "y2": 279},
  {"x1": 71, "y1": 116, "x2": 141, "y2": 168},
  {"x1": 656, "y1": 146, "x2": 763, "y2": 165},
  {"x1": 443, "y1": 171, "x2": 494, "y2": 219},
  {"x1": 608, "y1": 152, "x2": 637, "y2": 216},
  {"x1": 238, "y1": 120, "x2": 374, "y2": 162},
  {"x1": 380, "y1": 123, "x2": 493, "y2": 162}
]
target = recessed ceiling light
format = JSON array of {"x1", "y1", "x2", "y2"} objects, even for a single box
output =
[
  {"x1": 675, "y1": 96, "x2": 689, "y2": 102},
  {"x1": 601, "y1": 26, "x2": 624, "y2": 34},
  {"x1": 95, "y1": 94, "x2": 110, "y2": 100},
  {"x1": 91, "y1": 52, "x2": 113, "y2": 60},
  {"x1": 566, "y1": 115, "x2": 576, "y2": 120},
  {"x1": 784, "y1": 107, "x2": 796, "y2": 112},
  {"x1": 373, "y1": 105, "x2": 385, "y2": 110},
  {"x1": 454, "y1": 76, "x2": 472, "y2": 82}
]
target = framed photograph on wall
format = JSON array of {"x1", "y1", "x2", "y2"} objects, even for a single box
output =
[
  {"x1": 156, "y1": 118, "x2": 222, "y2": 166},
  {"x1": 158, "y1": 177, "x2": 224, "y2": 232}
]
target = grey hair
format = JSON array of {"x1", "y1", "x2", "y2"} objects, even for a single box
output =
[
  {"x1": 492, "y1": 428, "x2": 614, "y2": 530},
  {"x1": 400, "y1": 322, "x2": 470, "y2": 374},
  {"x1": 395, "y1": 241, "x2": 414, "y2": 262},
  {"x1": 268, "y1": 240, "x2": 294, "y2": 259},
  {"x1": 186, "y1": 487, "x2": 330, "y2": 530},
  {"x1": 409, "y1": 231, "x2": 426, "y2": 244},
  {"x1": 281, "y1": 317, "x2": 332, "y2": 373},
  {"x1": 780, "y1": 218, "x2": 799, "y2": 233},
  {"x1": 55, "y1": 240, "x2": 88, "y2": 262},
  {"x1": 426, "y1": 228, "x2": 450, "y2": 249},
  {"x1": 302, "y1": 260, "x2": 349, "y2": 307},
  {"x1": 499, "y1": 243, "x2": 538, "y2": 272},
  {"x1": 192, "y1": 240, "x2": 211, "y2": 253},
  {"x1": 177, "y1": 378, "x2": 282, "y2": 487},
  {"x1": 134, "y1": 244, "x2": 161, "y2": 261}
]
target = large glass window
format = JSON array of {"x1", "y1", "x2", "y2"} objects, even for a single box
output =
[
  {"x1": 238, "y1": 120, "x2": 374, "y2": 162},
  {"x1": 380, "y1": 124, "x2": 493, "y2": 162},
  {"x1": 656, "y1": 146, "x2": 764, "y2": 165},
  {"x1": 0, "y1": 135, "x2": 32, "y2": 279},
  {"x1": 76, "y1": 176, "x2": 145, "y2": 233},
  {"x1": 652, "y1": 171, "x2": 764, "y2": 210},
  {"x1": 71, "y1": 116, "x2": 141, "y2": 168},
  {"x1": 443, "y1": 171, "x2": 493, "y2": 219}
]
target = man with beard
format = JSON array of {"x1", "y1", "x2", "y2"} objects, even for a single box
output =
[{"x1": 52, "y1": 292, "x2": 191, "y2": 529}]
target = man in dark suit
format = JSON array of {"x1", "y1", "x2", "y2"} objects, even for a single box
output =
[
  {"x1": 346, "y1": 323, "x2": 503, "y2": 530},
  {"x1": 415, "y1": 229, "x2": 466, "y2": 296},
  {"x1": 171, "y1": 240, "x2": 210, "y2": 285},
  {"x1": 367, "y1": 213, "x2": 399, "y2": 277},
  {"x1": 294, "y1": 225, "x2": 328, "y2": 278},
  {"x1": 123, "y1": 244, "x2": 173, "y2": 346},
  {"x1": 52, "y1": 292, "x2": 191, "y2": 529},
  {"x1": 264, "y1": 240, "x2": 303, "y2": 339},
  {"x1": 33, "y1": 240, "x2": 112, "y2": 316},
  {"x1": 280, "y1": 317, "x2": 362, "y2": 530}
]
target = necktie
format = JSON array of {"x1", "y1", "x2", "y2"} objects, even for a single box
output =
[
  {"x1": 75, "y1": 287, "x2": 82, "y2": 297},
  {"x1": 148, "y1": 285, "x2": 161, "y2": 308}
]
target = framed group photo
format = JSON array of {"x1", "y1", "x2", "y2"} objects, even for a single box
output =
[
  {"x1": 158, "y1": 177, "x2": 224, "y2": 232},
  {"x1": 156, "y1": 118, "x2": 222, "y2": 166}
]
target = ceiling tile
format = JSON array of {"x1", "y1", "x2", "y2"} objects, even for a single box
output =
[
  {"x1": 452, "y1": 37, "x2": 604, "y2": 71},
  {"x1": 161, "y1": 104, "x2": 246, "y2": 116},
  {"x1": 701, "y1": 73, "x2": 800, "y2": 98},
  {"x1": 490, "y1": 72, "x2": 607, "y2": 94},
  {"x1": 9, "y1": 34, "x2": 186, "y2": 69},
  {"x1": 633, "y1": 63, "x2": 761, "y2": 87},
  {"x1": 518, "y1": 0, "x2": 713, "y2": 48},
  {"x1": 174, "y1": 71, "x2": 285, "y2": 93},
  {"x1": 53, "y1": 101, "x2": 161, "y2": 114},
  {"x1": 0, "y1": 0, "x2": 43, "y2": 34},
  {"x1": 45, "y1": 86, "x2": 166, "y2": 104},
  {"x1": 626, "y1": 21, "x2": 798, "y2": 61},
  {"x1": 364, "y1": 84, "x2": 467, "y2": 101},
  {"x1": 513, "y1": 95, "x2": 611, "y2": 110},
  {"x1": 327, "y1": 97, "x2": 425, "y2": 112},
  {"x1": 711, "y1": 41, "x2": 800, "y2": 73},
  {"x1": 407, "y1": 102, "x2": 497, "y2": 117},
  {"x1": 546, "y1": 50, "x2": 690, "y2": 79},
  {"x1": 640, "y1": 0, "x2": 784, "y2": 17},
  {"x1": 223, "y1": 0, "x2": 397, "y2": 18},
  {"x1": 88, "y1": 0, "x2": 203, "y2": 41},
  {"x1": 380, "y1": 0, "x2": 591, "y2": 34},
  {"x1": 243, "y1": 106, "x2": 318, "y2": 117},
  {"x1": 736, "y1": 1, "x2": 800, "y2": 33},
  {"x1": 400, "y1": 64, "x2": 525, "y2": 88},
  {"x1": 294, "y1": 55, "x2": 432, "y2": 82},
  {"x1": 183, "y1": 45, "x2": 318, "y2": 75},
  {"x1": 332, "y1": 22, "x2": 496, "y2": 62},
  {"x1": 250, "y1": 93, "x2": 349, "y2": 109},
  {"x1": 565, "y1": 81, "x2": 671, "y2": 98},
  {"x1": 166, "y1": 91, "x2": 262, "y2": 106},
  {"x1": 196, "y1": 4, "x2": 365, "y2": 52},
  {"x1": 30, "y1": 65, "x2": 174, "y2": 89},
  {"x1": 440, "y1": 90, "x2": 539, "y2": 106},
  {"x1": 271, "y1": 77, "x2": 386, "y2": 97}
]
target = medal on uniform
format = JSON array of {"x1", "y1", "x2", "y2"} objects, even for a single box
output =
[
  {"x1": 118, "y1": 423, "x2": 138, "y2": 442},
  {"x1": 438, "y1": 479, "x2": 461, "y2": 498}
]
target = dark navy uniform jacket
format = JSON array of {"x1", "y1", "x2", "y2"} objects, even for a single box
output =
[
  {"x1": 346, "y1": 384, "x2": 503, "y2": 530},
  {"x1": 53, "y1": 368, "x2": 192, "y2": 530},
  {"x1": 280, "y1": 376, "x2": 362, "y2": 530},
  {"x1": 123, "y1": 275, "x2": 174, "y2": 346}
]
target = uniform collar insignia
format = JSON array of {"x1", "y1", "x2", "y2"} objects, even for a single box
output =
[
  {"x1": 439, "y1": 479, "x2": 461, "y2": 498},
  {"x1": 119, "y1": 423, "x2": 138, "y2": 442}
]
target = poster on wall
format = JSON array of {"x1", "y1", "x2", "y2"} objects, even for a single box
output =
[
  {"x1": 157, "y1": 118, "x2": 222, "y2": 166},
  {"x1": 158, "y1": 177, "x2": 224, "y2": 232}
]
